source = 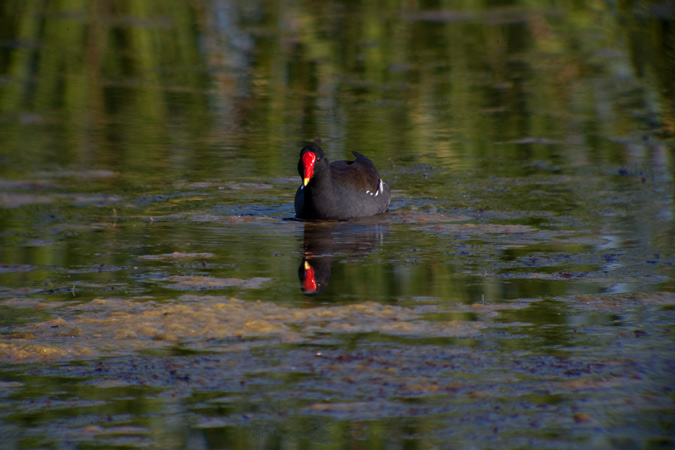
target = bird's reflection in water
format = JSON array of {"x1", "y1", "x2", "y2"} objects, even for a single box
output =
[{"x1": 298, "y1": 219, "x2": 389, "y2": 296}]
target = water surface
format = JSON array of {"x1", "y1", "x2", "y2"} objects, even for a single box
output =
[{"x1": 1, "y1": 1, "x2": 674, "y2": 449}]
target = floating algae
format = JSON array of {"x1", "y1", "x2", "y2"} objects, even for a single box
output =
[{"x1": 0, "y1": 295, "x2": 492, "y2": 362}]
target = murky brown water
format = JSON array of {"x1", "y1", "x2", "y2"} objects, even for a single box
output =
[{"x1": 1, "y1": 1, "x2": 674, "y2": 449}]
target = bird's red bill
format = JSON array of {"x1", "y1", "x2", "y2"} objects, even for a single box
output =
[
  {"x1": 302, "y1": 261, "x2": 317, "y2": 293},
  {"x1": 302, "y1": 151, "x2": 316, "y2": 186}
]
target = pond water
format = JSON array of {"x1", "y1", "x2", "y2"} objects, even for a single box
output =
[{"x1": 1, "y1": 1, "x2": 674, "y2": 449}]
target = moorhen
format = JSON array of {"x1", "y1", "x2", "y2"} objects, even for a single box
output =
[{"x1": 294, "y1": 144, "x2": 391, "y2": 220}]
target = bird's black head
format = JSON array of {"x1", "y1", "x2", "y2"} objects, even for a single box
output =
[{"x1": 298, "y1": 144, "x2": 326, "y2": 186}]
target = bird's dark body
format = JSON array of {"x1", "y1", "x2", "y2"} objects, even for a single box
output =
[{"x1": 294, "y1": 145, "x2": 391, "y2": 220}]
